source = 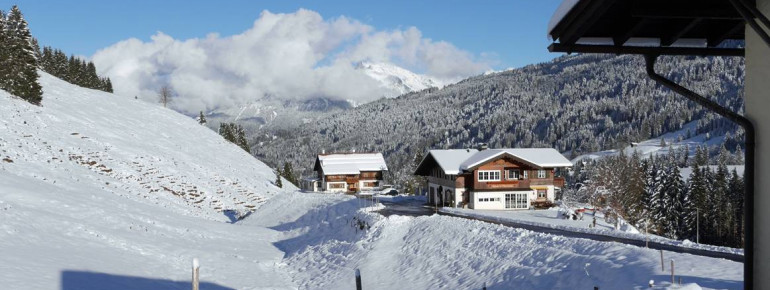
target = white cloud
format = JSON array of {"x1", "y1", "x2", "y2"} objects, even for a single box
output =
[{"x1": 92, "y1": 9, "x2": 491, "y2": 114}]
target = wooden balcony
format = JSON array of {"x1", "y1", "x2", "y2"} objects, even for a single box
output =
[
  {"x1": 474, "y1": 179, "x2": 531, "y2": 190},
  {"x1": 554, "y1": 177, "x2": 565, "y2": 188},
  {"x1": 473, "y1": 178, "x2": 563, "y2": 190}
]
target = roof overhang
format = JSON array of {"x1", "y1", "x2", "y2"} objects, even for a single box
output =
[
  {"x1": 548, "y1": 0, "x2": 748, "y2": 56},
  {"x1": 460, "y1": 151, "x2": 573, "y2": 172}
]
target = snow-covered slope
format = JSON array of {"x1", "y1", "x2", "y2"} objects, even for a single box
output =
[
  {"x1": 356, "y1": 61, "x2": 442, "y2": 97},
  {"x1": 1, "y1": 71, "x2": 294, "y2": 221},
  {"x1": 573, "y1": 121, "x2": 728, "y2": 163},
  {"x1": 0, "y1": 72, "x2": 299, "y2": 289}
]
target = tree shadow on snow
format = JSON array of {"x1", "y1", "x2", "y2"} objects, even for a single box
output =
[
  {"x1": 269, "y1": 198, "x2": 367, "y2": 257},
  {"x1": 61, "y1": 270, "x2": 235, "y2": 290}
]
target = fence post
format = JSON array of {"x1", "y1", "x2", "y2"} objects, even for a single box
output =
[
  {"x1": 355, "y1": 268, "x2": 362, "y2": 290},
  {"x1": 671, "y1": 260, "x2": 675, "y2": 285},
  {"x1": 192, "y1": 258, "x2": 200, "y2": 290},
  {"x1": 659, "y1": 250, "x2": 664, "y2": 271}
]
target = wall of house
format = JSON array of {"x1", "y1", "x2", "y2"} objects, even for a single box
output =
[{"x1": 470, "y1": 191, "x2": 534, "y2": 210}]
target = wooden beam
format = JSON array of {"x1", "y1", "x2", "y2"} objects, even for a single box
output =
[
  {"x1": 661, "y1": 18, "x2": 703, "y2": 46},
  {"x1": 613, "y1": 18, "x2": 649, "y2": 46},
  {"x1": 707, "y1": 20, "x2": 746, "y2": 47},
  {"x1": 548, "y1": 43, "x2": 744, "y2": 56}
]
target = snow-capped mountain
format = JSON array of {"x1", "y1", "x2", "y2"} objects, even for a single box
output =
[
  {"x1": 205, "y1": 62, "x2": 440, "y2": 126},
  {"x1": 356, "y1": 61, "x2": 443, "y2": 97}
]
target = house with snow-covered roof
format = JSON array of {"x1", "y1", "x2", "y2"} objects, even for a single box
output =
[
  {"x1": 414, "y1": 147, "x2": 572, "y2": 210},
  {"x1": 301, "y1": 152, "x2": 389, "y2": 193}
]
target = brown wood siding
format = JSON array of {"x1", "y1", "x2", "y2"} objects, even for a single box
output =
[
  {"x1": 359, "y1": 171, "x2": 382, "y2": 180},
  {"x1": 470, "y1": 156, "x2": 561, "y2": 190}
]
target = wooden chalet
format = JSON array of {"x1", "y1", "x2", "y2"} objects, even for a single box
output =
[
  {"x1": 414, "y1": 148, "x2": 571, "y2": 210},
  {"x1": 302, "y1": 153, "x2": 388, "y2": 193}
]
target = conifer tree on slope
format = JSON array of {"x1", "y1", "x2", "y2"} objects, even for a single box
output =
[
  {"x1": 3, "y1": 6, "x2": 42, "y2": 105},
  {"x1": 274, "y1": 168, "x2": 283, "y2": 188},
  {"x1": 198, "y1": 111, "x2": 207, "y2": 125},
  {"x1": 282, "y1": 162, "x2": 296, "y2": 185},
  {"x1": 0, "y1": 10, "x2": 9, "y2": 90}
]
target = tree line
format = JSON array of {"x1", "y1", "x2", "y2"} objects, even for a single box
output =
[
  {"x1": 566, "y1": 145, "x2": 745, "y2": 248},
  {"x1": 38, "y1": 46, "x2": 113, "y2": 93},
  {"x1": 0, "y1": 5, "x2": 114, "y2": 106}
]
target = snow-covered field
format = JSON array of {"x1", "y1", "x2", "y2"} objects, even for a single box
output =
[{"x1": 246, "y1": 193, "x2": 742, "y2": 290}]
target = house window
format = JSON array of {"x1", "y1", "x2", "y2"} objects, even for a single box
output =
[
  {"x1": 478, "y1": 170, "x2": 500, "y2": 182},
  {"x1": 505, "y1": 193, "x2": 528, "y2": 209},
  {"x1": 329, "y1": 183, "x2": 345, "y2": 189},
  {"x1": 537, "y1": 190, "x2": 547, "y2": 199},
  {"x1": 507, "y1": 169, "x2": 520, "y2": 180},
  {"x1": 537, "y1": 170, "x2": 547, "y2": 179},
  {"x1": 523, "y1": 170, "x2": 528, "y2": 179}
]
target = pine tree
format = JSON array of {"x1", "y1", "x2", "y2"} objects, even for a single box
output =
[
  {"x1": 728, "y1": 168, "x2": 744, "y2": 247},
  {"x1": 198, "y1": 111, "x2": 207, "y2": 125},
  {"x1": 3, "y1": 6, "x2": 42, "y2": 105},
  {"x1": 282, "y1": 162, "x2": 296, "y2": 185},
  {"x1": 274, "y1": 168, "x2": 283, "y2": 188},
  {"x1": 0, "y1": 10, "x2": 9, "y2": 90}
]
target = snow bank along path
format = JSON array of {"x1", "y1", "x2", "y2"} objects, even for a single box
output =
[
  {"x1": 0, "y1": 72, "x2": 297, "y2": 289},
  {"x1": 244, "y1": 192, "x2": 743, "y2": 290},
  {"x1": 441, "y1": 207, "x2": 744, "y2": 258}
]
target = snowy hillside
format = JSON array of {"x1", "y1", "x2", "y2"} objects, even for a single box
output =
[
  {"x1": 1, "y1": 71, "x2": 294, "y2": 221},
  {"x1": 356, "y1": 62, "x2": 442, "y2": 97},
  {"x1": 572, "y1": 121, "x2": 736, "y2": 163},
  {"x1": 0, "y1": 71, "x2": 301, "y2": 289}
]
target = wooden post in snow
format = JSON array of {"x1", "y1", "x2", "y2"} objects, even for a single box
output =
[
  {"x1": 659, "y1": 250, "x2": 665, "y2": 271},
  {"x1": 671, "y1": 260, "x2": 675, "y2": 285},
  {"x1": 192, "y1": 258, "x2": 200, "y2": 290},
  {"x1": 355, "y1": 268, "x2": 362, "y2": 290},
  {"x1": 482, "y1": 282, "x2": 487, "y2": 290}
]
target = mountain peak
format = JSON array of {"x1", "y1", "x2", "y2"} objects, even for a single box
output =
[{"x1": 355, "y1": 61, "x2": 443, "y2": 97}]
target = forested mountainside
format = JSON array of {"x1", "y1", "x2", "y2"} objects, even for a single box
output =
[{"x1": 250, "y1": 53, "x2": 745, "y2": 186}]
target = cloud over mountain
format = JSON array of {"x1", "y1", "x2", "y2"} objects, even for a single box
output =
[{"x1": 92, "y1": 9, "x2": 491, "y2": 114}]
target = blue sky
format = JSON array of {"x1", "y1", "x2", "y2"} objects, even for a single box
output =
[{"x1": 13, "y1": 0, "x2": 563, "y2": 69}]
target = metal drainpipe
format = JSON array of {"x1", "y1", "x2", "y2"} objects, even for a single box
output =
[{"x1": 644, "y1": 54, "x2": 755, "y2": 290}]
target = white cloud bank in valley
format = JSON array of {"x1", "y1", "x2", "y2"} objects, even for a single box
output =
[{"x1": 92, "y1": 9, "x2": 491, "y2": 114}]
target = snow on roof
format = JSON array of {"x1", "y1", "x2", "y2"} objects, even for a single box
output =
[
  {"x1": 428, "y1": 149, "x2": 480, "y2": 175},
  {"x1": 547, "y1": 0, "x2": 581, "y2": 38},
  {"x1": 460, "y1": 148, "x2": 573, "y2": 170},
  {"x1": 317, "y1": 153, "x2": 388, "y2": 175}
]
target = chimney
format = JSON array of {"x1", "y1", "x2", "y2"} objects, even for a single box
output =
[
  {"x1": 321, "y1": 149, "x2": 325, "y2": 154},
  {"x1": 477, "y1": 143, "x2": 488, "y2": 151}
]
